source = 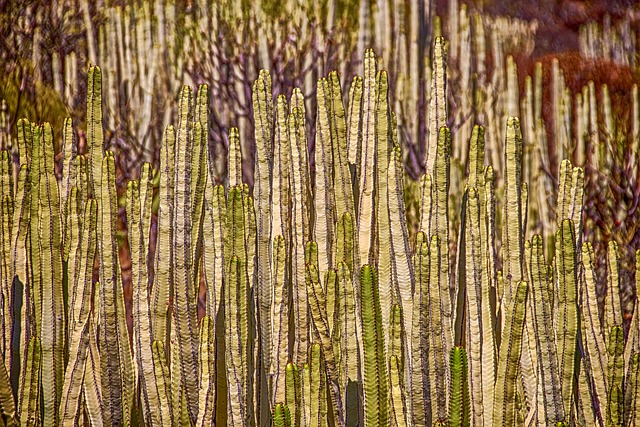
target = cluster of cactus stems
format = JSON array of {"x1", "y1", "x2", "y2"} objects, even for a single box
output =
[
  {"x1": 579, "y1": 12, "x2": 637, "y2": 67},
  {"x1": 20, "y1": 0, "x2": 544, "y2": 184},
  {"x1": 0, "y1": 34, "x2": 639, "y2": 427}
]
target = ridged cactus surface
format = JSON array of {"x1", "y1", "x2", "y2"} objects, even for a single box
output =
[{"x1": 0, "y1": 28, "x2": 639, "y2": 427}]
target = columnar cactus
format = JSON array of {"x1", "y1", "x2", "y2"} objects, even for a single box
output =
[{"x1": 1, "y1": 28, "x2": 640, "y2": 427}]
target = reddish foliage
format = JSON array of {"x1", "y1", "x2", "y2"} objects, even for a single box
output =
[{"x1": 512, "y1": 50, "x2": 640, "y2": 170}]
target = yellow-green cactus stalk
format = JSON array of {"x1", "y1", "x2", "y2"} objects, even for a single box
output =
[
  {"x1": 346, "y1": 76, "x2": 363, "y2": 168},
  {"x1": 225, "y1": 184, "x2": 251, "y2": 426},
  {"x1": 426, "y1": 37, "x2": 447, "y2": 172},
  {"x1": 152, "y1": 124, "x2": 175, "y2": 346},
  {"x1": 36, "y1": 123, "x2": 65, "y2": 427},
  {"x1": 196, "y1": 316, "x2": 215, "y2": 426},
  {"x1": 555, "y1": 219, "x2": 578, "y2": 414},
  {"x1": 252, "y1": 72, "x2": 273, "y2": 408},
  {"x1": 357, "y1": 49, "x2": 377, "y2": 266},
  {"x1": 527, "y1": 235, "x2": 564, "y2": 425},
  {"x1": 464, "y1": 185, "x2": 496, "y2": 427},
  {"x1": 328, "y1": 71, "x2": 355, "y2": 220},
  {"x1": 315, "y1": 77, "x2": 336, "y2": 277},
  {"x1": 128, "y1": 170, "x2": 170, "y2": 427},
  {"x1": 411, "y1": 234, "x2": 428, "y2": 427},
  {"x1": 270, "y1": 235, "x2": 289, "y2": 406},
  {"x1": 86, "y1": 66, "x2": 103, "y2": 198},
  {"x1": 59, "y1": 198, "x2": 96, "y2": 424},
  {"x1": 389, "y1": 354, "x2": 407, "y2": 427},
  {"x1": 625, "y1": 353, "x2": 640, "y2": 427},
  {"x1": 289, "y1": 108, "x2": 309, "y2": 366},
  {"x1": 493, "y1": 280, "x2": 528, "y2": 426},
  {"x1": 306, "y1": 262, "x2": 344, "y2": 425},
  {"x1": 581, "y1": 241, "x2": 608, "y2": 422},
  {"x1": 171, "y1": 85, "x2": 200, "y2": 424},
  {"x1": 98, "y1": 151, "x2": 133, "y2": 426},
  {"x1": 607, "y1": 326, "x2": 625, "y2": 427},
  {"x1": 427, "y1": 234, "x2": 451, "y2": 423}
]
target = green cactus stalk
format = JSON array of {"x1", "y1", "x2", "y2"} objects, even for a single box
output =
[
  {"x1": 60, "y1": 117, "x2": 75, "y2": 235},
  {"x1": 228, "y1": 127, "x2": 242, "y2": 187},
  {"x1": 285, "y1": 363, "x2": 301, "y2": 427},
  {"x1": 73, "y1": 155, "x2": 89, "y2": 206},
  {"x1": 336, "y1": 212, "x2": 356, "y2": 291},
  {"x1": 335, "y1": 260, "x2": 359, "y2": 427},
  {"x1": 289, "y1": 89, "x2": 312, "y2": 242},
  {"x1": 189, "y1": 91, "x2": 209, "y2": 287},
  {"x1": 389, "y1": 304, "x2": 404, "y2": 370},
  {"x1": 325, "y1": 270, "x2": 337, "y2": 343},
  {"x1": 62, "y1": 187, "x2": 80, "y2": 299},
  {"x1": 27, "y1": 124, "x2": 41, "y2": 374},
  {"x1": 449, "y1": 347, "x2": 470, "y2": 427},
  {"x1": 483, "y1": 166, "x2": 498, "y2": 336},
  {"x1": 11, "y1": 163, "x2": 29, "y2": 398},
  {"x1": 419, "y1": 173, "x2": 433, "y2": 240},
  {"x1": 360, "y1": 264, "x2": 388, "y2": 427},
  {"x1": 273, "y1": 403, "x2": 292, "y2": 427}
]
